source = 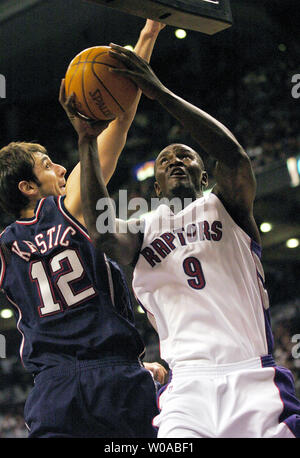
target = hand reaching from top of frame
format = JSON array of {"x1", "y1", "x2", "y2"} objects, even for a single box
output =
[
  {"x1": 108, "y1": 44, "x2": 167, "y2": 101},
  {"x1": 141, "y1": 18, "x2": 166, "y2": 38}
]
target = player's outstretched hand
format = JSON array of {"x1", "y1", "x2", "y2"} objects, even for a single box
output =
[
  {"x1": 108, "y1": 44, "x2": 167, "y2": 100},
  {"x1": 59, "y1": 79, "x2": 110, "y2": 141},
  {"x1": 144, "y1": 362, "x2": 168, "y2": 384}
]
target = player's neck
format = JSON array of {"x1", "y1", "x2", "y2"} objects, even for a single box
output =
[
  {"x1": 19, "y1": 201, "x2": 38, "y2": 219},
  {"x1": 165, "y1": 189, "x2": 203, "y2": 212}
]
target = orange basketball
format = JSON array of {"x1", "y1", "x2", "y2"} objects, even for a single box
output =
[{"x1": 65, "y1": 46, "x2": 138, "y2": 121}]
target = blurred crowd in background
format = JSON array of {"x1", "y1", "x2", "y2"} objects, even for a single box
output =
[{"x1": 0, "y1": 37, "x2": 299, "y2": 438}]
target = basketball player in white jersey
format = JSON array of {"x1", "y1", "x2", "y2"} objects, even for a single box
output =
[{"x1": 79, "y1": 45, "x2": 300, "y2": 438}]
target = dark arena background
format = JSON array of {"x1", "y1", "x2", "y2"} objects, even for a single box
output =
[{"x1": 0, "y1": 0, "x2": 299, "y2": 438}]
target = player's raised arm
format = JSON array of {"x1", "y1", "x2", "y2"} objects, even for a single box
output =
[
  {"x1": 62, "y1": 20, "x2": 165, "y2": 224},
  {"x1": 108, "y1": 45, "x2": 257, "y2": 224},
  {"x1": 78, "y1": 129, "x2": 143, "y2": 266},
  {"x1": 94, "y1": 20, "x2": 166, "y2": 183}
]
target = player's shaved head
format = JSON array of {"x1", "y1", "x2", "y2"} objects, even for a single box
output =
[{"x1": 154, "y1": 144, "x2": 204, "y2": 177}]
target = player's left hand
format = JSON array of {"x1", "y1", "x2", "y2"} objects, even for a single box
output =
[
  {"x1": 59, "y1": 79, "x2": 110, "y2": 140},
  {"x1": 143, "y1": 362, "x2": 168, "y2": 384}
]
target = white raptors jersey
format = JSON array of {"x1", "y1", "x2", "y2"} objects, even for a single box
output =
[{"x1": 132, "y1": 192, "x2": 273, "y2": 368}]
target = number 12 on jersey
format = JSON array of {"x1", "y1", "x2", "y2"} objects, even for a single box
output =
[
  {"x1": 30, "y1": 248, "x2": 97, "y2": 316},
  {"x1": 183, "y1": 256, "x2": 206, "y2": 290}
]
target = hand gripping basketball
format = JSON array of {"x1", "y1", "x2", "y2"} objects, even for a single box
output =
[{"x1": 108, "y1": 43, "x2": 167, "y2": 100}]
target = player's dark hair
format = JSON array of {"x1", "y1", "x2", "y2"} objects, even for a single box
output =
[{"x1": 0, "y1": 142, "x2": 45, "y2": 217}]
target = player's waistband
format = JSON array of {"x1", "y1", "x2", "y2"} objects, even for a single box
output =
[
  {"x1": 33, "y1": 356, "x2": 142, "y2": 383},
  {"x1": 172, "y1": 355, "x2": 275, "y2": 378}
]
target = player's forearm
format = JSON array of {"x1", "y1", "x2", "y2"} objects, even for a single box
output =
[
  {"x1": 109, "y1": 43, "x2": 244, "y2": 165},
  {"x1": 79, "y1": 138, "x2": 116, "y2": 245},
  {"x1": 96, "y1": 22, "x2": 163, "y2": 183},
  {"x1": 114, "y1": 21, "x2": 162, "y2": 127},
  {"x1": 155, "y1": 87, "x2": 245, "y2": 166},
  {"x1": 79, "y1": 138, "x2": 137, "y2": 264},
  {"x1": 134, "y1": 20, "x2": 162, "y2": 64}
]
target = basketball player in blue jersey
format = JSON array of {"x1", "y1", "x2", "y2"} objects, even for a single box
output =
[
  {"x1": 0, "y1": 20, "x2": 167, "y2": 438},
  {"x1": 79, "y1": 45, "x2": 300, "y2": 438}
]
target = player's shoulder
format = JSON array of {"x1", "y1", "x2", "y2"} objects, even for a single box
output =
[
  {"x1": 142, "y1": 203, "x2": 171, "y2": 221},
  {"x1": 138, "y1": 208, "x2": 161, "y2": 234},
  {"x1": 41, "y1": 195, "x2": 67, "y2": 217},
  {"x1": 42, "y1": 195, "x2": 62, "y2": 209},
  {"x1": 1, "y1": 196, "x2": 62, "y2": 233},
  {"x1": 0, "y1": 227, "x2": 9, "y2": 244},
  {"x1": 0, "y1": 220, "x2": 19, "y2": 242},
  {"x1": 206, "y1": 189, "x2": 227, "y2": 208},
  {"x1": 30, "y1": 195, "x2": 65, "y2": 218}
]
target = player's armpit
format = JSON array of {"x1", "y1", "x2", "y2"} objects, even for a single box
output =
[
  {"x1": 212, "y1": 151, "x2": 261, "y2": 244},
  {"x1": 213, "y1": 151, "x2": 256, "y2": 213}
]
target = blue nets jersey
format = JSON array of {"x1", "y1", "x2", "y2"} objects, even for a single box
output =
[{"x1": 0, "y1": 196, "x2": 144, "y2": 373}]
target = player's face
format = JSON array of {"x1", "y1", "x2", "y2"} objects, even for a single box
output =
[
  {"x1": 33, "y1": 152, "x2": 67, "y2": 198},
  {"x1": 154, "y1": 144, "x2": 206, "y2": 200}
]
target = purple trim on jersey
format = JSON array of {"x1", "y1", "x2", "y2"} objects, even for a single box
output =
[
  {"x1": 263, "y1": 308, "x2": 274, "y2": 355},
  {"x1": 15, "y1": 198, "x2": 46, "y2": 225},
  {"x1": 156, "y1": 370, "x2": 173, "y2": 412},
  {"x1": 132, "y1": 287, "x2": 153, "y2": 317},
  {"x1": 257, "y1": 271, "x2": 265, "y2": 285},
  {"x1": 0, "y1": 246, "x2": 6, "y2": 288},
  {"x1": 136, "y1": 298, "x2": 148, "y2": 315},
  {"x1": 273, "y1": 366, "x2": 300, "y2": 437},
  {"x1": 250, "y1": 240, "x2": 274, "y2": 356},
  {"x1": 260, "y1": 355, "x2": 275, "y2": 367},
  {"x1": 251, "y1": 239, "x2": 262, "y2": 259}
]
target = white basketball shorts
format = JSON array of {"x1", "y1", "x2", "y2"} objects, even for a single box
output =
[{"x1": 154, "y1": 356, "x2": 300, "y2": 438}]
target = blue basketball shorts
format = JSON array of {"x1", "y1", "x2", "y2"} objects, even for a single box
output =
[{"x1": 24, "y1": 357, "x2": 159, "y2": 438}]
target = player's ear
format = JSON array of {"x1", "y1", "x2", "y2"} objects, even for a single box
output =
[
  {"x1": 18, "y1": 180, "x2": 39, "y2": 198},
  {"x1": 154, "y1": 181, "x2": 162, "y2": 197},
  {"x1": 201, "y1": 171, "x2": 208, "y2": 190}
]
